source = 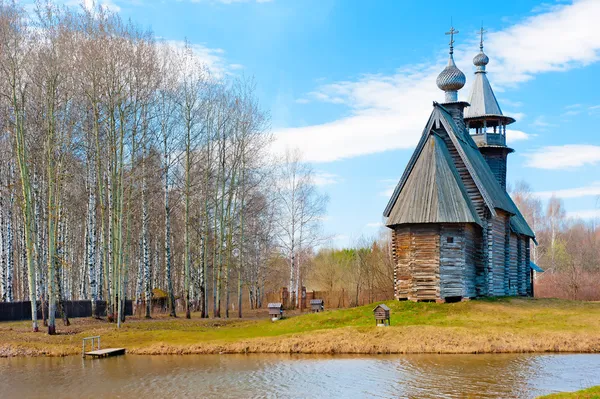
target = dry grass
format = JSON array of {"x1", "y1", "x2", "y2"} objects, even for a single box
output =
[
  {"x1": 1, "y1": 297, "x2": 600, "y2": 357},
  {"x1": 537, "y1": 386, "x2": 600, "y2": 398}
]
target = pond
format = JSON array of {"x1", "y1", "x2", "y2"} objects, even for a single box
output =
[{"x1": 1, "y1": 353, "x2": 599, "y2": 398}]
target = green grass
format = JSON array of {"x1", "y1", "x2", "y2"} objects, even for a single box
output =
[
  {"x1": 538, "y1": 386, "x2": 600, "y2": 398},
  {"x1": 1, "y1": 297, "x2": 600, "y2": 356}
]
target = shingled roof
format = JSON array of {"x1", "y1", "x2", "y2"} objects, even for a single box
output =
[
  {"x1": 386, "y1": 134, "x2": 481, "y2": 226},
  {"x1": 383, "y1": 103, "x2": 535, "y2": 239},
  {"x1": 464, "y1": 71, "x2": 514, "y2": 122}
]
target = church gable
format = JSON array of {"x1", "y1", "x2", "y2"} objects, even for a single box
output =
[{"x1": 385, "y1": 123, "x2": 481, "y2": 227}]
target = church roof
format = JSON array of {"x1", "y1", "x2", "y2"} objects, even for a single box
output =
[
  {"x1": 383, "y1": 103, "x2": 535, "y2": 239},
  {"x1": 385, "y1": 134, "x2": 481, "y2": 226},
  {"x1": 464, "y1": 71, "x2": 507, "y2": 120},
  {"x1": 463, "y1": 47, "x2": 515, "y2": 125}
]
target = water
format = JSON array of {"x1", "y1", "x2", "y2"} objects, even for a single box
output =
[{"x1": 1, "y1": 353, "x2": 599, "y2": 398}]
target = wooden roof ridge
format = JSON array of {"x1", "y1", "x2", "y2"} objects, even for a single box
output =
[
  {"x1": 437, "y1": 105, "x2": 521, "y2": 216},
  {"x1": 464, "y1": 71, "x2": 503, "y2": 119},
  {"x1": 385, "y1": 133, "x2": 481, "y2": 226},
  {"x1": 437, "y1": 106, "x2": 536, "y2": 239},
  {"x1": 432, "y1": 134, "x2": 483, "y2": 226}
]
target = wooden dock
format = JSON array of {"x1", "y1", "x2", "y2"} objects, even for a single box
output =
[
  {"x1": 84, "y1": 348, "x2": 126, "y2": 358},
  {"x1": 82, "y1": 336, "x2": 125, "y2": 358}
]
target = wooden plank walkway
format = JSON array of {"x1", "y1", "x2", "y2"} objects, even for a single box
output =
[{"x1": 84, "y1": 348, "x2": 126, "y2": 358}]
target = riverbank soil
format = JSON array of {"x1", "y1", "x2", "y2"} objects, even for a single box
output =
[
  {"x1": 1, "y1": 297, "x2": 600, "y2": 357},
  {"x1": 538, "y1": 385, "x2": 600, "y2": 398}
]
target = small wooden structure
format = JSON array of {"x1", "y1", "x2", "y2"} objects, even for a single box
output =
[
  {"x1": 82, "y1": 336, "x2": 126, "y2": 358},
  {"x1": 373, "y1": 304, "x2": 391, "y2": 326},
  {"x1": 268, "y1": 302, "x2": 284, "y2": 320},
  {"x1": 310, "y1": 299, "x2": 324, "y2": 313}
]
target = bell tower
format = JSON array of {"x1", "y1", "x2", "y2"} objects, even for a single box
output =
[{"x1": 464, "y1": 27, "x2": 515, "y2": 190}]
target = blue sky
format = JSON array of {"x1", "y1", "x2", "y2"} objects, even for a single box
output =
[{"x1": 61, "y1": 0, "x2": 600, "y2": 247}]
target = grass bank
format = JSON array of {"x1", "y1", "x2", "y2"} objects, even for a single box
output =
[
  {"x1": 538, "y1": 386, "x2": 600, "y2": 398},
  {"x1": 1, "y1": 298, "x2": 600, "y2": 357}
]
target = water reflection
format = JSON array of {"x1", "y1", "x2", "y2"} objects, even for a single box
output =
[{"x1": 1, "y1": 353, "x2": 599, "y2": 398}]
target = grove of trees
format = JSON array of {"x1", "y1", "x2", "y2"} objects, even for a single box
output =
[{"x1": 0, "y1": 1, "x2": 327, "y2": 333}]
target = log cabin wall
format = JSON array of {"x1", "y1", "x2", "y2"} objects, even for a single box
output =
[
  {"x1": 485, "y1": 217, "x2": 494, "y2": 296},
  {"x1": 439, "y1": 224, "x2": 465, "y2": 299},
  {"x1": 406, "y1": 225, "x2": 440, "y2": 301},
  {"x1": 393, "y1": 227, "x2": 411, "y2": 300},
  {"x1": 464, "y1": 224, "x2": 482, "y2": 298},
  {"x1": 490, "y1": 211, "x2": 510, "y2": 296},
  {"x1": 523, "y1": 237, "x2": 535, "y2": 296},
  {"x1": 509, "y1": 233, "x2": 519, "y2": 296},
  {"x1": 480, "y1": 150, "x2": 508, "y2": 190},
  {"x1": 516, "y1": 237, "x2": 527, "y2": 296},
  {"x1": 391, "y1": 225, "x2": 440, "y2": 302},
  {"x1": 504, "y1": 217, "x2": 511, "y2": 295}
]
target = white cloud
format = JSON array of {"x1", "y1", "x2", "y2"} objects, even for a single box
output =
[
  {"x1": 333, "y1": 234, "x2": 349, "y2": 242},
  {"x1": 379, "y1": 180, "x2": 397, "y2": 198},
  {"x1": 568, "y1": 209, "x2": 600, "y2": 220},
  {"x1": 313, "y1": 172, "x2": 340, "y2": 187},
  {"x1": 485, "y1": 0, "x2": 600, "y2": 86},
  {"x1": 165, "y1": 40, "x2": 238, "y2": 78},
  {"x1": 66, "y1": 0, "x2": 120, "y2": 12},
  {"x1": 506, "y1": 129, "x2": 530, "y2": 143},
  {"x1": 272, "y1": 0, "x2": 600, "y2": 163},
  {"x1": 365, "y1": 222, "x2": 383, "y2": 228},
  {"x1": 272, "y1": 65, "x2": 440, "y2": 163},
  {"x1": 192, "y1": 0, "x2": 273, "y2": 3},
  {"x1": 500, "y1": 99, "x2": 523, "y2": 108},
  {"x1": 530, "y1": 116, "x2": 556, "y2": 129},
  {"x1": 524, "y1": 145, "x2": 600, "y2": 169},
  {"x1": 535, "y1": 181, "x2": 600, "y2": 199}
]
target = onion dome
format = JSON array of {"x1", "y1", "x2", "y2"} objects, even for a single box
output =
[
  {"x1": 437, "y1": 26, "x2": 465, "y2": 103},
  {"x1": 436, "y1": 54, "x2": 466, "y2": 96},
  {"x1": 473, "y1": 51, "x2": 489, "y2": 70}
]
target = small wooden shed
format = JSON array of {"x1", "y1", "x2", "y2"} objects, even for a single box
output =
[
  {"x1": 310, "y1": 299, "x2": 324, "y2": 313},
  {"x1": 268, "y1": 303, "x2": 284, "y2": 320},
  {"x1": 373, "y1": 304, "x2": 391, "y2": 326}
]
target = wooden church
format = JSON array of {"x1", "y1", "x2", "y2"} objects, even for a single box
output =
[{"x1": 384, "y1": 27, "x2": 536, "y2": 302}]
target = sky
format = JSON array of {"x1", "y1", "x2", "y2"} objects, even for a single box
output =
[{"x1": 40, "y1": 0, "x2": 600, "y2": 247}]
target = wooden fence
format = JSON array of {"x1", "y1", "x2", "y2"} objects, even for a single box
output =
[
  {"x1": 265, "y1": 289, "x2": 393, "y2": 310},
  {"x1": 0, "y1": 300, "x2": 133, "y2": 322}
]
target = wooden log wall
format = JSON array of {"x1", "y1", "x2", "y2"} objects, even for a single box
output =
[
  {"x1": 503, "y1": 217, "x2": 511, "y2": 295},
  {"x1": 464, "y1": 224, "x2": 482, "y2": 298},
  {"x1": 524, "y1": 237, "x2": 534, "y2": 296},
  {"x1": 393, "y1": 227, "x2": 411, "y2": 300},
  {"x1": 485, "y1": 218, "x2": 494, "y2": 295},
  {"x1": 409, "y1": 225, "x2": 440, "y2": 301},
  {"x1": 516, "y1": 237, "x2": 526, "y2": 296},
  {"x1": 480, "y1": 151, "x2": 508, "y2": 190},
  {"x1": 509, "y1": 233, "x2": 519, "y2": 296},
  {"x1": 440, "y1": 224, "x2": 465, "y2": 299},
  {"x1": 490, "y1": 212, "x2": 509, "y2": 296}
]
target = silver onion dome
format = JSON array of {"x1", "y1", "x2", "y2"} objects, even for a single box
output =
[
  {"x1": 437, "y1": 25, "x2": 465, "y2": 102},
  {"x1": 436, "y1": 54, "x2": 466, "y2": 92},
  {"x1": 473, "y1": 51, "x2": 489, "y2": 70}
]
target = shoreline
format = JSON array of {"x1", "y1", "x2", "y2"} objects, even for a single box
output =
[{"x1": 1, "y1": 298, "x2": 600, "y2": 358}]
